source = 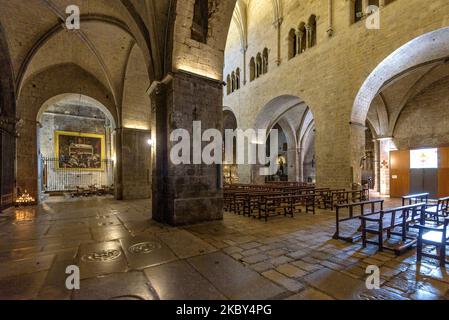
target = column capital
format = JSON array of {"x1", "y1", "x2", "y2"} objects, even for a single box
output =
[{"x1": 147, "y1": 74, "x2": 173, "y2": 96}]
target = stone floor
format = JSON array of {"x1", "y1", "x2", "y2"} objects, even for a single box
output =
[{"x1": 0, "y1": 196, "x2": 449, "y2": 300}]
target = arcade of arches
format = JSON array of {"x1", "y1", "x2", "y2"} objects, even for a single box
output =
[{"x1": 1, "y1": 0, "x2": 449, "y2": 300}]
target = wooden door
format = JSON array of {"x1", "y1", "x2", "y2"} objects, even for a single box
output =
[{"x1": 390, "y1": 150, "x2": 410, "y2": 198}]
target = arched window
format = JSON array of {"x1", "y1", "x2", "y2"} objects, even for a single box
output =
[
  {"x1": 298, "y1": 23, "x2": 306, "y2": 54},
  {"x1": 262, "y1": 48, "x2": 269, "y2": 74},
  {"x1": 308, "y1": 15, "x2": 317, "y2": 48},
  {"x1": 256, "y1": 53, "x2": 262, "y2": 78},
  {"x1": 249, "y1": 58, "x2": 255, "y2": 81},
  {"x1": 191, "y1": 0, "x2": 209, "y2": 43},
  {"x1": 231, "y1": 72, "x2": 236, "y2": 92},
  {"x1": 236, "y1": 68, "x2": 241, "y2": 90},
  {"x1": 354, "y1": 0, "x2": 363, "y2": 23},
  {"x1": 288, "y1": 29, "x2": 297, "y2": 60},
  {"x1": 226, "y1": 75, "x2": 231, "y2": 95}
]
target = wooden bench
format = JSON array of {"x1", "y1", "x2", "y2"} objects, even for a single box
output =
[
  {"x1": 333, "y1": 199, "x2": 384, "y2": 243},
  {"x1": 360, "y1": 203, "x2": 426, "y2": 255},
  {"x1": 402, "y1": 193, "x2": 429, "y2": 206}
]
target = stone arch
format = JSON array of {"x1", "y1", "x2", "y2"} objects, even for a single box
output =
[
  {"x1": 36, "y1": 94, "x2": 116, "y2": 129},
  {"x1": 256, "y1": 53, "x2": 262, "y2": 78},
  {"x1": 308, "y1": 15, "x2": 317, "y2": 48},
  {"x1": 122, "y1": 42, "x2": 152, "y2": 130},
  {"x1": 298, "y1": 22, "x2": 307, "y2": 54},
  {"x1": 249, "y1": 57, "x2": 256, "y2": 81},
  {"x1": 253, "y1": 95, "x2": 306, "y2": 133},
  {"x1": 16, "y1": 63, "x2": 118, "y2": 199},
  {"x1": 263, "y1": 48, "x2": 269, "y2": 74},
  {"x1": 288, "y1": 29, "x2": 297, "y2": 60},
  {"x1": 236, "y1": 68, "x2": 241, "y2": 90},
  {"x1": 352, "y1": 26, "x2": 449, "y2": 125}
]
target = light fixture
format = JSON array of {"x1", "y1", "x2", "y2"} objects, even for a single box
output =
[{"x1": 147, "y1": 138, "x2": 154, "y2": 146}]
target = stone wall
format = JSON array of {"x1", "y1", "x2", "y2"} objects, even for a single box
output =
[
  {"x1": 394, "y1": 76, "x2": 449, "y2": 150},
  {"x1": 220, "y1": 0, "x2": 449, "y2": 189}
]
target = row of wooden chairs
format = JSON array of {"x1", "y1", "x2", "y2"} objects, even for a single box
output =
[{"x1": 224, "y1": 183, "x2": 370, "y2": 221}]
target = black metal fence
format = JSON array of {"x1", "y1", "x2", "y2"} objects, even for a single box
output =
[{"x1": 41, "y1": 157, "x2": 114, "y2": 192}]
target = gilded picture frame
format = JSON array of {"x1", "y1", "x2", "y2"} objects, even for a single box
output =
[{"x1": 54, "y1": 131, "x2": 106, "y2": 171}]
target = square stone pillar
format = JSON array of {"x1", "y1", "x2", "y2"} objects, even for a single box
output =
[{"x1": 149, "y1": 71, "x2": 223, "y2": 226}]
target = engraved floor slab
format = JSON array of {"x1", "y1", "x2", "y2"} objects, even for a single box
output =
[
  {"x1": 120, "y1": 235, "x2": 178, "y2": 269},
  {"x1": 188, "y1": 252, "x2": 285, "y2": 300},
  {"x1": 144, "y1": 260, "x2": 226, "y2": 300},
  {"x1": 77, "y1": 241, "x2": 127, "y2": 279}
]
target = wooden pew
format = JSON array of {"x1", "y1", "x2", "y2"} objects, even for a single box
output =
[
  {"x1": 333, "y1": 199, "x2": 384, "y2": 242},
  {"x1": 360, "y1": 203, "x2": 426, "y2": 255}
]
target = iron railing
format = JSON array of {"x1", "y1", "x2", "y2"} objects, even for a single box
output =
[{"x1": 41, "y1": 157, "x2": 114, "y2": 192}]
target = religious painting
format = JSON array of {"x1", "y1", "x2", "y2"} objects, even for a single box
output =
[{"x1": 55, "y1": 131, "x2": 105, "y2": 171}]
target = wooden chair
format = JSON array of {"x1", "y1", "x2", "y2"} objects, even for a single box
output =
[
  {"x1": 424, "y1": 196, "x2": 449, "y2": 224},
  {"x1": 417, "y1": 216, "x2": 449, "y2": 266}
]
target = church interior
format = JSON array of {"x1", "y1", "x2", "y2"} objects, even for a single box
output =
[{"x1": 1, "y1": 0, "x2": 449, "y2": 301}]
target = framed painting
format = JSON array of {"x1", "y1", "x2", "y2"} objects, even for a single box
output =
[{"x1": 55, "y1": 131, "x2": 105, "y2": 171}]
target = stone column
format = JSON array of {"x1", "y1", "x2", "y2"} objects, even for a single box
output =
[
  {"x1": 373, "y1": 139, "x2": 380, "y2": 192},
  {"x1": 242, "y1": 47, "x2": 247, "y2": 85},
  {"x1": 349, "y1": 122, "x2": 367, "y2": 188},
  {"x1": 362, "y1": 0, "x2": 369, "y2": 13},
  {"x1": 149, "y1": 71, "x2": 223, "y2": 226},
  {"x1": 287, "y1": 147, "x2": 299, "y2": 182},
  {"x1": 305, "y1": 25, "x2": 311, "y2": 49},
  {"x1": 379, "y1": 137, "x2": 393, "y2": 195},
  {"x1": 114, "y1": 127, "x2": 124, "y2": 200},
  {"x1": 296, "y1": 30, "x2": 303, "y2": 55},
  {"x1": 274, "y1": 18, "x2": 283, "y2": 66},
  {"x1": 297, "y1": 147, "x2": 304, "y2": 182},
  {"x1": 327, "y1": 0, "x2": 334, "y2": 37}
]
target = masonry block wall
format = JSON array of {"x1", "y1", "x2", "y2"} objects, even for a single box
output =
[
  {"x1": 221, "y1": 0, "x2": 449, "y2": 189},
  {"x1": 394, "y1": 76, "x2": 449, "y2": 150}
]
